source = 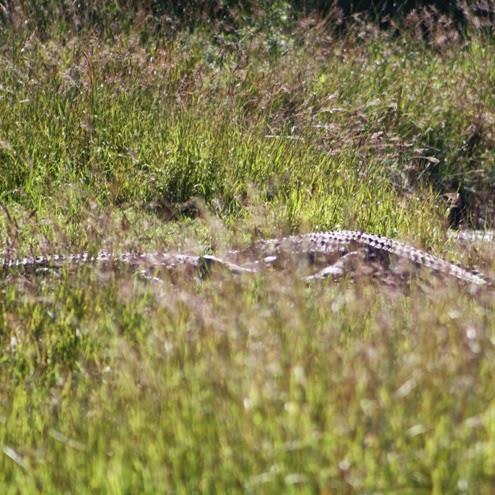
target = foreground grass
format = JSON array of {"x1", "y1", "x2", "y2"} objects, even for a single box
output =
[
  {"x1": 2, "y1": 4, "x2": 495, "y2": 493},
  {"x1": 2, "y1": 270, "x2": 495, "y2": 494}
]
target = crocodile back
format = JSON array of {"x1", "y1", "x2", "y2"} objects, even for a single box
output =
[
  {"x1": 256, "y1": 230, "x2": 488, "y2": 285},
  {"x1": 1, "y1": 230, "x2": 489, "y2": 286}
]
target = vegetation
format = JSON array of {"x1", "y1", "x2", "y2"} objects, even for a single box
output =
[{"x1": 1, "y1": 2, "x2": 495, "y2": 493}]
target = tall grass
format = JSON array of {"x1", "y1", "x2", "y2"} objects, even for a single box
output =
[{"x1": 1, "y1": 2, "x2": 495, "y2": 494}]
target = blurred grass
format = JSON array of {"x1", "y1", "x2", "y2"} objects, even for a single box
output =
[
  {"x1": 2, "y1": 273, "x2": 495, "y2": 493},
  {"x1": 2, "y1": 2, "x2": 495, "y2": 494}
]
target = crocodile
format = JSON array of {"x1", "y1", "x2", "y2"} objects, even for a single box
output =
[{"x1": 0, "y1": 230, "x2": 489, "y2": 286}]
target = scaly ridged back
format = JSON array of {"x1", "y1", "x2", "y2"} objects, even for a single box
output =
[
  {"x1": 0, "y1": 231, "x2": 489, "y2": 286},
  {"x1": 256, "y1": 230, "x2": 488, "y2": 285}
]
